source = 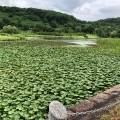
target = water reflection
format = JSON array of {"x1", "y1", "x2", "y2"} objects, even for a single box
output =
[
  {"x1": 26, "y1": 37, "x2": 97, "y2": 47},
  {"x1": 55, "y1": 39, "x2": 96, "y2": 46}
]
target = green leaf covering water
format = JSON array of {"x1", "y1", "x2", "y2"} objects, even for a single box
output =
[{"x1": 0, "y1": 40, "x2": 120, "y2": 119}]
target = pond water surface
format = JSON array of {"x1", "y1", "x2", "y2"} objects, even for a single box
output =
[
  {"x1": 26, "y1": 37, "x2": 97, "y2": 46},
  {"x1": 54, "y1": 39, "x2": 97, "y2": 46}
]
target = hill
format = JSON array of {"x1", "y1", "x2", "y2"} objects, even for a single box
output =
[
  {"x1": 0, "y1": 6, "x2": 120, "y2": 38},
  {"x1": 0, "y1": 6, "x2": 87, "y2": 35},
  {"x1": 93, "y1": 17, "x2": 120, "y2": 37}
]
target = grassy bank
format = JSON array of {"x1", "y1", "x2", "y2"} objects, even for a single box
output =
[
  {"x1": 0, "y1": 33, "x2": 97, "y2": 42},
  {"x1": 0, "y1": 34, "x2": 25, "y2": 41},
  {"x1": 101, "y1": 104, "x2": 120, "y2": 120},
  {"x1": 27, "y1": 34, "x2": 97, "y2": 40},
  {"x1": 0, "y1": 35, "x2": 21, "y2": 41},
  {"x1": 97, "y1": 38, "x2": 120, "y2": 54}
]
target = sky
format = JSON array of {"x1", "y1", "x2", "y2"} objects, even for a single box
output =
[{"x1": 0, "y1": 0, "x2": 120, "y2": 21}]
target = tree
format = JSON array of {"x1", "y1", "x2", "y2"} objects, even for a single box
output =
[
  {"x1": 32, "y1": 24, "x2": 44, "y2": 32},
  {"x1": 2, "y1": 18, "x2": 11, "y2": 25},
  {"x1": 2, "y1": 25, "x2": 19, "y2": 34},
  {"x1": 82, "y1": 24, "x2": 95, "y2": 34},
  {"x1": 49, "y1": 21, "x2": 58, "y2": 28},
  {"x1": 0, "y1": 20, "x2": 4, "y2": 29},
  {"x1": 110, "y1": 30, "x2": 117, "y2": 38},
  {"x1": 22, "y1": 24, "x2": 30, "y2": 30},
  {"x1": 75, "y1": 26, "x2": 81, "y2": 33},
  {"x1": 43, "y1": 24, "x2": 54, "y2": 32},
  {"x1": 117, "y1": 29, "x2": 120, "y2": 38},
  {"x1": 95, "y1": 27, "x2": 107, "y2": 38}
]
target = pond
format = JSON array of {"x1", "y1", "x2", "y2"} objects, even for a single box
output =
[
  {"x1": 26, "y1": 37, "x2": 97, "y2": 46},
  {"x1": 54, "y1": 39, "x2": 97, "y2": 46}
]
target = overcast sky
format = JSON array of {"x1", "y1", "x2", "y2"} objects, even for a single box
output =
[{"x1": 1, "y1": 0, "x2": 120, "y2": 21}]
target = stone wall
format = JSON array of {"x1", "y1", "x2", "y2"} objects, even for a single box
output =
[{"x1": 67, "y1": 84, "x2": 120, "y2": 120}]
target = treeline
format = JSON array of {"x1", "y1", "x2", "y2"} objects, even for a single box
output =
[
  {"x1": 0, "y1": 6, "x2": 86, "y2": 35},
  {"x1": 94, "y1": 18, "x2": 120, "y2": 38},
  {"x1": 0, "y1": 6, "x2": 120, "y2": 37}
]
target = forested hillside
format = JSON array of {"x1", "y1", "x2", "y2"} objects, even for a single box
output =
[
  {"x1": 94, "y1": 18, "x2": 120, "y2": 37},
  {"x1": 0, "y1": 6, "x2": 86, "y2": 35},
  {"x1": 0, "y1": 6, "x2": 120, "y2": 37}
]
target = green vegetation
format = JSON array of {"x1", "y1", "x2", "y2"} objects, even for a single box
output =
[
  {"x1": 95, "y1": 18, "x2": 120, "y2": 38},
  {"x1": 0, "y1": 34, "x2": 25, "y2": 41},
  {"x1": 0, "y1": 39, "x2": 120, "y2": 119},
  {"x1": 0, "y1": 33, "x2": 97, "y2": 42},
  {"x1": 97, "y1": 38, "x2": 120, "y2": 53},
  {"x1": 26, "y1": 34, "x2": 97, "y2": 40},
  {"x1": 0, "y1": 35, "x2": 20, "y2": 41},
  {"x1": 0, "y1": 6, "x2": 120, "y2": 38},
  {"x1": 2, "y1": 25, "x2": 19, "y2": 34},
  {"x1": 101, "y1": 104, "x2": 120, "y2": 120},
  {"x1": 0, "y1": 6, "x2": 87, "y2": 36},
  {"x1": 0, "y1": 5, "x2": 120, "y2": 120}
]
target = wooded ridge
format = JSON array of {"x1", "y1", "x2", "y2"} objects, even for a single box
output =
[{"x1": 0, "y1": 6, "x2": 120, "y2": 37}]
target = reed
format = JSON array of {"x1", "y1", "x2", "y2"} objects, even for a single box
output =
[{"x1": 97, "y1": 38, "x2": 120, "y2": 54}]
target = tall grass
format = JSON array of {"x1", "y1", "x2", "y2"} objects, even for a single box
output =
[
  {"x1": 0, "y1": 36, "x2": 21, "y2": 41},
  {"x1": 101, "y1": 104, "x2": 120, "y2": 120},
  {"x1": 97, "y1": 38, "x2": 120, "y2": 54},
  {"x1": 26, "y1": 34, "x2": 97, "y2": 40},
  {"x1": 0, "y1": 33, "x2": 26, "y2": 41}
]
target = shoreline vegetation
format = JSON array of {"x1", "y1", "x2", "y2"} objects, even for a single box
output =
[
  {"x1": 0, "y1": 32, "x2": 120, "y2": 55},
  {"x1": 0, "y1": 32, "x2": 120, "y2": 54},
  {"x1": 0, "y1": 31, "x2": 98, "y2": 41},
  {"x1": 97, "y1": 38, "x2": 120, "y2": 54}
]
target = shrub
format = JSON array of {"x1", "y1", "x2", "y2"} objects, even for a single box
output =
[{"x1": 2, "y1": 25, "x2": 19, "y2": 34}]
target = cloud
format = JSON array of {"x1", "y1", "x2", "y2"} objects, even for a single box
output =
[
  {"x1": 99, "y1": 4, "x2": 120, "y2": 18},
  {"x1": 0, "y1": 0, "x2": 120, "y2": 21},
  {"x1": 71, "y1": 0, "x2": 120, "y2": 21}
]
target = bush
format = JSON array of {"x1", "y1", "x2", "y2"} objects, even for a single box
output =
[{"x1": 2, "y1": 25, "x2": 19, "y2": 34}]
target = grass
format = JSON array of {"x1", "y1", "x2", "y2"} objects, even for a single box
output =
[
  {"x1": 0, "y1": 35, "x2": 21, "y2": 41},
  {"x1": 87, "y1": 34, "x2": 98, "y2": 39},
  {"x1": 97, "y1": 38, "x2": 120, "y2": 54},
  {"x1": 0, "y1": 31, "x2": 97, "y2": 41},
  {"x1": 101, "y1": 104, "x2": 120, "y2": 120},
  {"x1": 26, "y1": 34, "x2": 97, "y2": 40},
  {"x1": 0, "y1": 32, "x2": 26, "y2": 41},
  {"x1": 97, "y1": 38, "x2": 120, "y2": 47}
]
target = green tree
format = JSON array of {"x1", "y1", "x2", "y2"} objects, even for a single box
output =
[
  {"x1": 49, "y1": 21, "x2": 58, "y2": 28},
  {"x1": 117, "y1": 29, "x2": 120, "y2": 38},
  {"x1": 0, "y1": 20, "x2": 4, "y2": 29},
  {"x1": 43, "y1": 24, "x2": 54, "y2": 32},
  {"x1": 2, "y1": 25, "x2": 19, "y2": 34},
  {"x1": 95, "y1": 27, "x2": 107, "y2": 38},
  {"x1": 82, "y1": 24, "x2": 95, "y2": 34},
  {"x1": 110, "y1": 30, "x2": 117, "y2": 38},
  {"x1": 22, "y1": 24, "x2": 30, "y2": 30},
  {"x1": 75, "y1": 26, "x2": 81, "y2": 33}
]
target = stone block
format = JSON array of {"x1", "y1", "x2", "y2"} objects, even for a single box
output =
[
  {"x1": 104, "y1": 84, "x2": 120, "y2": 95},
  {"x1": 68, "y1": 100, "x2": 96, "y2": 113},
  {"x1": 89, "y1": 93, "x2": 110, "y2": 104}
]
